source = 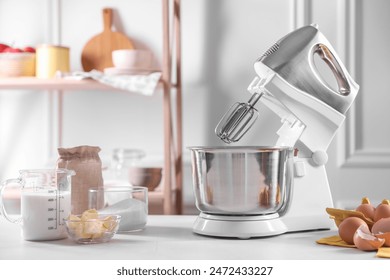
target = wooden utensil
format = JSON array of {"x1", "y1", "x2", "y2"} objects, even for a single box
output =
[{"x1": 81, "y1": 8, "x2": 134, "y2": 71}]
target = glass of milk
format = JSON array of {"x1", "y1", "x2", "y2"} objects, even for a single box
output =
[
  {"x1": 88, "y1": 186, "x2": 148, "y2": 232},
  {"x1": 0, "y1": 168, "x2": 75, "y2": 241}
]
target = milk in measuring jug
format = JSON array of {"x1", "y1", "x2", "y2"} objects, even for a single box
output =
[{"x1": 21, "y1": 190, "x2": 71, "y2": 241}]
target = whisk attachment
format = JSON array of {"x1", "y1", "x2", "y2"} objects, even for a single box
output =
[{"x1": 215, "y1": 92, "x2": 263, "y2": 143}]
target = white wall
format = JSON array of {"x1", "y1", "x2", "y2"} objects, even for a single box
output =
[{"x1": 1, "y1": 0, "x2": 390, "y2": 212}]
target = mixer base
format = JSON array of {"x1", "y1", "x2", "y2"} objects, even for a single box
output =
[{"x1": 193, "y1": 213, "x2": 288, "y2": 239}]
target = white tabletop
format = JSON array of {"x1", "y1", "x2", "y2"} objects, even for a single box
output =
[{"x1": 0, "y1": 215, "x2": 383, "y2": 260}]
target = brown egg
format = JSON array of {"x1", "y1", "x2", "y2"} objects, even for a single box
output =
[
  {"x1": 353, "y1": 224, "x2": 385, "y2": 251},
  {"x1": 372, "y1": 217, "x2": 390, "y2": 233},
  {"x1": 375, "y1": 232, "x2": 390, "y2": 247},
  {"x1": 355, "y1": 197, "x2": 375, "y2": 220},
  {"x1": 374, "y1": 199, "x2": 390, "y2": 222},
  {"x1": 338, "y1": 217, "x2": 369, "y2": 245},
  {"x1": 371, "y1": 217, "x2": 390, "y2": 247}
]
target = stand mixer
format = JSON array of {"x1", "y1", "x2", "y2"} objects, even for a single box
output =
[{"x1": 189, "y1": 24, "x2": 359, "y2": 238}]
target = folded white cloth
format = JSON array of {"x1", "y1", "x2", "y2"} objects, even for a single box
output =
[{"x1": 64, "y1": 70, "x2": 162, "y2": 96}]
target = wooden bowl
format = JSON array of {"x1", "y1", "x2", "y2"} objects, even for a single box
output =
[{"x1": 128, "y1": 167, "x2": 162, "y2": 191}]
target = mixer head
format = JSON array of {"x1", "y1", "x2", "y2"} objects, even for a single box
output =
[
  {"x1": 216, "y1": 24, "x2": 359, "y2": 147},
  {"x1": 256, "y1": 23, "x2": 358, "y2": 114}
]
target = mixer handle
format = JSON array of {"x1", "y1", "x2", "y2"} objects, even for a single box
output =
[{"x1": 315, "y1": 44, "x2": 351, "y2": 96}]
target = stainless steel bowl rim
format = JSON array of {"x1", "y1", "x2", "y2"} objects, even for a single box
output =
[{"x1": 188, "y1": 146, "x2": 293, "y2": 152}]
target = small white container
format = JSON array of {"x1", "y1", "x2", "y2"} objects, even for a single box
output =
[
  {"x1": 112, "y1": 49, "x2": 152, "y2": 69},
  {"x1": 88, "y1": 186, "x2": 148, "y2": 232}
]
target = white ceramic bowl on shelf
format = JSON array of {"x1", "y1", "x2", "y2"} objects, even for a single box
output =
[{"x1": 112, "y1": 49, "x2": 152, "y2": 69}]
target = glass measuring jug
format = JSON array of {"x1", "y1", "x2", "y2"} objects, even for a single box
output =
[{"x1": 0, "y1": 169, "x2": 75, "y2": 241}]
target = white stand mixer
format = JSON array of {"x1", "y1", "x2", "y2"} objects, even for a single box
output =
[{"x1": 193, "y1": 24, "x2": 359, "y2": 238}]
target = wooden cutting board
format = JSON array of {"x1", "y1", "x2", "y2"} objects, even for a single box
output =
[{"x1": 81, "y1": 8, "x2": 134, "y2": 71}]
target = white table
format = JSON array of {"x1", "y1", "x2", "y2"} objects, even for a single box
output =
[{"x1": 0, "y1": 215, "x2": 383, "y2": 260}]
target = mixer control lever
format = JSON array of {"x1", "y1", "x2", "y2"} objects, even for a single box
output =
[{"x1": 311, "y1": 150, "x2": 328, "y2": 166}]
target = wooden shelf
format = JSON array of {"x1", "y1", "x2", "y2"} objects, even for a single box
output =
[
  {"x1": 0, "y1": 76, "x2": 167, "y2": 93},
  {"x1": 0, "y1": 77, "x2": 117, "y2": 91},
  {"x1": 0, "y1": 76, "x2": 163, "y2": 91}
]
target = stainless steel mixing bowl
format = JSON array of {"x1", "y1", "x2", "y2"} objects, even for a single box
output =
[{"x1": 189, "y1": 146, "x2": 294, "y2": 216}]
